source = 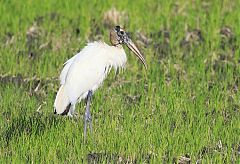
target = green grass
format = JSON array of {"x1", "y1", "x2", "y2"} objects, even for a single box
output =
[{"x1": 0, "y1": 0, "x2": 239, "y2": 163}]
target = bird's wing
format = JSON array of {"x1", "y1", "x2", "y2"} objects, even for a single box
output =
[
  {"x1": 63, "y1": 42, "x2": 113, "y2": 103},
  {"x1": 59, "y1": 43, "x2": 103, "y2": 85},
  {"x1": 59, "y1": 42, "x2": 126, "y2": 104},
  {"x1": 59, "y1": 55, "x2": 77, "y2": 85}
]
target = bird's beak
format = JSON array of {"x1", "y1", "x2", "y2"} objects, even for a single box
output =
[{"x1": 125, "y1": 39, "x2": 147, "y2": 69}]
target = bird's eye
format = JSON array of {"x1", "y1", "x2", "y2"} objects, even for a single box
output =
[
  {"x1": 120, "y1": 31, "x2": 124, "y2": 35},
  {"x1": 115, "y1": 26, "x2": 120, "y2": 32}
]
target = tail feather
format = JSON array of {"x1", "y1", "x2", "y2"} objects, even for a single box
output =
[{"x1": 54, "y1": 85, "x2": 71, "y2": 115}]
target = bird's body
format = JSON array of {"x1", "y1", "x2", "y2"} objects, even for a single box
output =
[
  {"x1": 54, "y1": 41, "x2": 127, "y2": 116},
  {"x1": 54, "y1": 26, "x2": 147, "y2": 138}
]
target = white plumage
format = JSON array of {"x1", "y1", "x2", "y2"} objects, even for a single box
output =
[
  {"x1": 54, "y1": 26, "x2": 147, "y2": 137},
  {"x1": 54, "y1": 41, "x2": 127, "y2": 115}
]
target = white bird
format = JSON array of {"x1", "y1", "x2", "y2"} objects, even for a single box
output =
[{"x1": 54, "y1": 25, "x2": 147, "y2": 137}]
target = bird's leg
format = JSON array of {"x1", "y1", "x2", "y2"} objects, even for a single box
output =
[
  {"x1": 84, "y1": 90, "x2": 93, "y2": 139},
  {"x1": 69, "y1": 104, "x2": 75, "y2": 116},
  {"x1": 69, "y1": 104, "x2": 79, "y2": 119}
]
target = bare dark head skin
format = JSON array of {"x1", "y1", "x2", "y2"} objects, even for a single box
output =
[
  {"x1": 110, "y1": 25, "x2": 147, "y2": 69},
  {"x1": 110, "y1": 25, "x2": 124, "y2": 46}
]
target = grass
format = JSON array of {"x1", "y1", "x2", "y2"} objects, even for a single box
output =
[{"x1": 0, "y1": 0, "x2": 239, "y2": 163}]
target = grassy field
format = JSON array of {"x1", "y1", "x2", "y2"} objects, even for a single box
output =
[{"x1": 0, "y1": 0, "x2": 239, "y2": 163}]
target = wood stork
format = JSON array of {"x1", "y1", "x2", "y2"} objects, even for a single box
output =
[{"x1": 54, "y1": 25, "x2": 147, "y2": 137}]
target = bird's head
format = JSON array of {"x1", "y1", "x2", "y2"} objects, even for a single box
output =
[{"x1": 110, "y1": 25, "x2": 147, "y2": 69}]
